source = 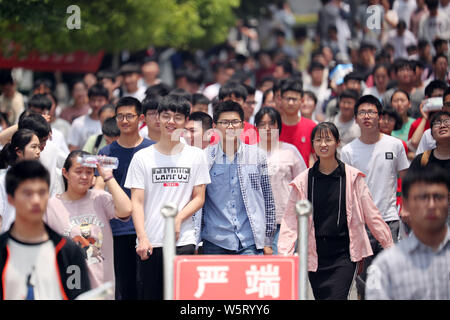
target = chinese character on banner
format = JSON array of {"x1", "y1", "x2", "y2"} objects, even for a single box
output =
[
  {"x1": 245, "y1": 264, "x2": 281, "y2": 298},
  {"x1": 194, "y1": 266, "x2": 229, "y2": 298}
]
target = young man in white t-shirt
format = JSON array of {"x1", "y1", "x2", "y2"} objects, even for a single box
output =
[
  {"x1": 125, "y1": 94, "x2": 211, "y2": 300},
  {"x1": 68, "y1": 84, "x2": 109, "y2": 151},
  {"x1": 340, "y1": 94, "x2": 410, "y2": 299},
  {"x1": 0, "y1": 160, "x2": 90, "y2": 300}
]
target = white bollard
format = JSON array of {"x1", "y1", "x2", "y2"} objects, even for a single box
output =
[
  {"x1": 161, "y1": 202, "x2": 178, "y2": 300},
  {"x1": 295, "y1": 200, "x2": 313, "y2": 300}
]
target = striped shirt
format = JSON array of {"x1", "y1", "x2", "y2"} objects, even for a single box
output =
[{"x1": 366, "y1": 227, "x2": 450, "y2": 300}]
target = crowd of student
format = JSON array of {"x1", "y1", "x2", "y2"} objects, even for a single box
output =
[{"x1": 0, "y1": 0, "x2": 449, "y2": 301}]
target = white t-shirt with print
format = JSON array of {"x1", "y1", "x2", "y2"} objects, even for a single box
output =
[
  {"x1": 341, "y1": 134, "x2": 410, "y2": 222},
  {"x1": 4, "y1": 237, "x2": 62, "y2": 300},
  {"x1": 124, "y1": 144, "x2": 211, "y2": 248}
]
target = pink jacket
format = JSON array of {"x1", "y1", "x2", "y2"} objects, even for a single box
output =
[{"x1": 278, "y1": 164, "x2": 394, "y2": 272}]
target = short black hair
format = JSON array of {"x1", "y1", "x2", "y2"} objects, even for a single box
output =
[
  {"x1": 28, "y1": 94, "x2": 52, "y2": 111},
  {"x1": 380, "y1": 106, "x2": 403, "y2": 131},
  {"x1": 120, "y1": 63, "x2": 141, "y2": 75},
  {"x1": 6, "y1": 160, "x2": 50, "y2": 196},
  {"x1": 425, "y1": 0, "x2": 439, "y2": 11},
  {"x1": 192, "y1": 93, "x2": 210, "y2": 106},
  {"x1": 303, "y1": 90, "x2": 318, "y2": 105},
  {"x1": 18, "y1": 112, "x2": 51, "y2": 140},
  {"x1": 243, "y1": 84, "x2": 256, "y2": 96},
  {"x1": 430, "y1": 110, "x2": 450, "y2": 132},
  {"x1": 88, "y1": 83, "x2": 109, "y2": 100},
  {"x1": 354, "y1": 95, "x2": 383, "y2": 116},
  {"x1": 145, "y1": 83, "x2": 172, "y2": 99},
  {"x1": 102, "y1": 116, "x2": 120, "y2": 137},
  {"x1": 308, "y1": 61, "x2": 325, "y2": 73},
  {"x1": 344, "y1": 72, "x2": 363, "y2": 83},
  {"x1": 280, "y1": 78, "x2": 303, "y2": 96},
  {"x1": 432, "y1": 53, "x2": 448, "y2": 64},
  {"x1": 186, "y1": 68, "x2": 204, "y2": 85},
  {"x1": 402, "y1": 165, "x2": 449, "y2": 199},
  {"x1": 254, "y1": 107, "x2": 283, "y2": 135},
  {"x1": 142, "y1": 97, "x2": 161, "y2": 115},
  {"x1": 339, "y1": 89, "x2": 359, "y2": 103},
  {"x1": 97, "y1": 69, "x2": 116, "y2": 81},
  {"x1": 169, "y1": 88, "x2": 192, "y2": 104},
  {"x1": 158, "y1": 94, "x2": 191, "y2": 118},
  {"x1": 218, "y1": 81, "x2": 248, "y2": 101},
  {"x1": 444, "y1": 86, "x2": 450, "y2": 100},
  {"x1": 188, "y1": 111, "x2": 213, "y2": 131},
  {"x1": 213, "y1": 100, "x2": 244, "y2": 124},
  {"x1": 276, "y1": 58, "x2": 293, "y2": 75},
  {"x1": 393, "y1": 58, "x2": 415, "y2": 73},
  {"x1": 98, "y1": 104, "x2": 115, "y2": 118},
  {"x1": 425, "y1": 80, "x2": 448, "y2": 98},
  {"x1": 115, "y1": 96, "x2": 142, "y2": 115},
  {"x1": 433, "y1": 38, "x2": 448, "y2": 50}
]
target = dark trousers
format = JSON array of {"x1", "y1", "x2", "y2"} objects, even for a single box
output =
[
  {"x1": 356, "y1": 220, "x2": 399, "y2": 299},
  {"x1": 136, "y1": 244, "x2": 195, "y2": 300},
  {"x1": 113, "y1": 234, "x2": 138, "y2": 300},
  {"x1": 308, "y1": 236, "x2": 356, "y2": 300}
]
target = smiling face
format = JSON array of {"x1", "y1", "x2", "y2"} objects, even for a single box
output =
[
  {"x1": 158, "y1": 110, "x2": 186, "y2": 140},
  {"x1": 431, "y1": 114, "x2": 450, "y2": 143},
  {"x1": 115, "y1": 105, "x2": 142, "y2": 135},
  {"x1": 312, "y1": 128, "x2": 339, "y2": 160}
]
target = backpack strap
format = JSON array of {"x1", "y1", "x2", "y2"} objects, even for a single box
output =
[
  {"x1": 420, "y1": 150, "x2": 432, "y2": 167},
  {"x1": 93, "y1": 134, "x2": 103, "y2": 154}
]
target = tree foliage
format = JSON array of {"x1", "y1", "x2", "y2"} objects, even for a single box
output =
[{"x1": 0, "y1": 0, "x2": 240, "y2": 54}]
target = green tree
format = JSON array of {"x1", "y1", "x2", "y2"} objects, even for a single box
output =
[{"x1": 0, "y1": 0, "x2": 240, "y2": 55}]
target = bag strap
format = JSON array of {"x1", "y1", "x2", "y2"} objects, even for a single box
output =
[
  {"x1": 420, "y1": 150, "x2": 432, "y2": 167},
  {"x1": 93, "y1": 134, "x2": 103, "y2": 154}
]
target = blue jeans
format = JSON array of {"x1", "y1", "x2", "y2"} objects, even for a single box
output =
[
  {"x1": 272, "y1": 224, "x2": 281, "y2": 255},
  {"x1": 202, "y1": 240, "x2": 263, "y2": 255}
]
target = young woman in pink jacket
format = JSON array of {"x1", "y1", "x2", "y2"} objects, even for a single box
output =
[{"x1": 278, "y1": 122, "x2": 394, "y2": 300}]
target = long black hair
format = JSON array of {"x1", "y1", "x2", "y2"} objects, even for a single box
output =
[{"x1": 0, "y1": 129, "x2": 38, "y2": 169}]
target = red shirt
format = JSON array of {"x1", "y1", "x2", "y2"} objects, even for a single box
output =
[
  {"x1": 240, "y1": 121, "x2": 259, "y2": 145},
  {"x1": 279, "y1": 117, "x2": 317, "y2": 167},
  {"x1": 408, "y1": 117, "x2": 430, "y2": 140}
]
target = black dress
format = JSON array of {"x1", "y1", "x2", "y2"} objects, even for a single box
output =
[{"x1": 307, "y1": 160, "x2": 356, "y2": 300}]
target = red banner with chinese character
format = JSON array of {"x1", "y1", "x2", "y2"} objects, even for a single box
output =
[
  {"x1": 174, "y1": 255, "x2": 298, "y2": 300},
  {"x1": 0, "y1": 46, "x2": 104, "y2": 73}
]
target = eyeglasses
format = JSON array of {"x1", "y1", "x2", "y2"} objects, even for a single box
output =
[
  {"x1": 313, "y1": 137, "x2": 335, "y2": 145},
  {"x1": 256, "y1": 121, "x2": 277, "y2": 128},
  {"x1": 357, "y1": 110, "x2": 379, "y2": 117},
  {"x1": 283, "y1": 97, "x2": 300, "y2": 103},
  {"x1": 146, "y1": 110, "x2": 158, "y2": 118},
  {"x1": 217, "y1": 120, "x2": 243, "y2": 127},
  {"x1": 443, "y1": 102, "x2": 450, "y2": 108},
  {"x1": 159, "y1": 113, "x2": 185, "y2": 123},
  {"x1": 116, "y1": 114, "x2": 138, "y2": 122},
  {"x1": 412, "y1": 193, "x2": 448, "y2": 203},
  {"x1": 432, "y1": 119, "x2": 450, "y2": 128},
  {"x1": 380, "y1": 117, "x2": 396, "y2": 123}
]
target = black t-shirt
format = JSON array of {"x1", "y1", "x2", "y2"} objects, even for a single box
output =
[
  {"x1": 307, "y1": 160, "x2": 348, "y2": 239},
  {"x1": 409, "y1": 149, "x2": 450, "y2": 172}
]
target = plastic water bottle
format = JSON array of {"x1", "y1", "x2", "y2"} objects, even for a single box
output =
[{"x1": 77, "y1": 155, "x2": 119, "y2": 169}]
